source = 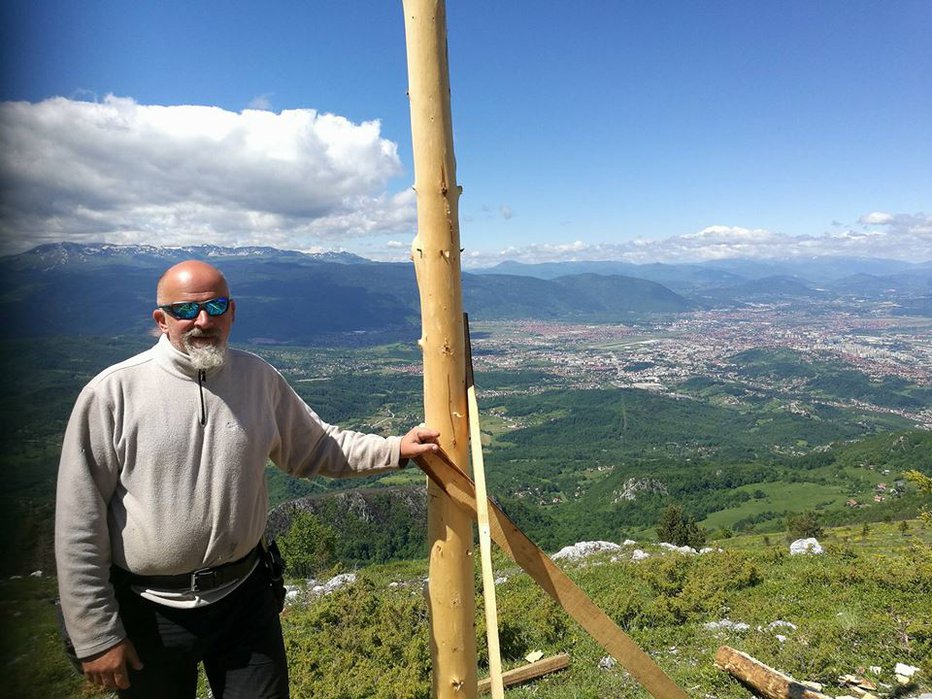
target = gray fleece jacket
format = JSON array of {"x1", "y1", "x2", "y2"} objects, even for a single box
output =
[{"x1": 55, "y1": 335, "x2": 402, "y2": 658}]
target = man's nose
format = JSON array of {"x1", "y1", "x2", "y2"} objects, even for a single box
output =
[{"x1": 194, "y1": 309, "x2": 213, "y2": 327}]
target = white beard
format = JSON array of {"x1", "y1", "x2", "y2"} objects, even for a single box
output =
[
  {"x1": 181, "y1": 329, "x2": 227, "y2": 370},
  {"x1": 186, "y1": 344, "x2": 226, "y2": 371}
]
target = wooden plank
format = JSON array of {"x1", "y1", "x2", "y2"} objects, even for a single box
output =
[
  {"x1": 465, "y1": 316, "x2": 505, "y2": 698},
  {"x1": 414, "y1": 449, "x2": 688, "y2": 699},
  {"x1": 478, "y1": 654, "x2": 571, "y2": 695},
  {"x1": 714, "y1": 646, "x2": 833, "y2": 699}
]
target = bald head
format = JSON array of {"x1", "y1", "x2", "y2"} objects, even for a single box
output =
[{"x1": 156, "y1": 260, "x2": 230, "y2": 306}]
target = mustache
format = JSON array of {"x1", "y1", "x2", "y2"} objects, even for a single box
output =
[{"x1": 183, "y1": 327, "x2": 221, "y2": 339}]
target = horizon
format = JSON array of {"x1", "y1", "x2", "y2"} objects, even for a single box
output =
[
  {"x1": 1, "y1": 2, "x2": 930, "y2": 265},
  {"x1": 7, "y1": 240, "x2": 931, "y2": 270}
]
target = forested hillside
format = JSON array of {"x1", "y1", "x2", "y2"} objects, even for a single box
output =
[{"x1": 4, "y1": 330, "x2": 927, "y2": 576}]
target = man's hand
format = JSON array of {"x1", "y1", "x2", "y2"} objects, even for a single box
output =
[
  {"x1": 81, "y1": 638, "x2": 143, "y2": 691},
  {"x1": 400, "y1": 426, "x2": 441, "y2": 461}
]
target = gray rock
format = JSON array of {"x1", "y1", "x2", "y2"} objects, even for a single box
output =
[{"x1": 552, "y1": 541, "x2": 621, "y2": 561}]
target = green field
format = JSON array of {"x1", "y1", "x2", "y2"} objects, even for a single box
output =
[
  {"x1": 700, "y1": 481, "x2": 849, "y2": 530},
  {"x1": 4, "y1": 521, "x2": 929, "y2": 698}
]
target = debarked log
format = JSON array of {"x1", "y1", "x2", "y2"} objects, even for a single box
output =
[
  {"x1": 715, "y1": 646, "x2": 833, "y2": 699},
  {"x1": 477, "y1": 653, "x2": 570, "y2": 695}
]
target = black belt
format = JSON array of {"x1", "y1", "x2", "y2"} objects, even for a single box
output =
[{"x1": 114, "y1": 546, "x2": 261, "y2": 593}]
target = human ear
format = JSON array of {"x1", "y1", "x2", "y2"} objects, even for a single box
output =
[{"x1": 152, "y1": 308, "x2": 170, "y2": 334}]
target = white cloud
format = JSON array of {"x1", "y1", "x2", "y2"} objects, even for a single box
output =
[
  {"x1": 682, "y1": 225, "x2": 779, "y2": 243},
  {"x1": 459, "y1": 213, "x2": 932, "y2": 267},
  {"x1": 0, "y1": 95, "x2": 415, "y2": 254},
  {"x1": 859, "y1": 211, "x2": 895, "y2": 225},
  {"x1": 2, "y1": 98, "x2": 928, "y2": 268}
]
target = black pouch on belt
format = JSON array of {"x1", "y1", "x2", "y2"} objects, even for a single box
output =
[{"x1": 261, "y1": 536, "x2": 286, "y2": 613}]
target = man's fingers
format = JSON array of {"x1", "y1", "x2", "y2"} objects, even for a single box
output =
[
  {"x1": 416, "y1": 428, "x2": 440, "y2": 442},
  {"x1": 88, "y1": 672, "x2": 113, "y2": 689},
  {"x1": 114, "y1": 669, "x2": 131, "y2": 689},
  {"x1": 126, "y1": 642, "x2": 144, "y2": 670},
  {"x1": 400, "y1": 426, "x2": 441, "y2": 460},
  {"x1": 82, "y1": 640, "x2": 139, "y2": 690}
]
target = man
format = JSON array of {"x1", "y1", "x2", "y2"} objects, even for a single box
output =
[{"x1": 55, "y1": 260, "x2": 440, "y2": 698}]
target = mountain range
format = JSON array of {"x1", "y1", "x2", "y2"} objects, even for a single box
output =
[{"x1": 1, "y1": 243, "x2": 929, "y2": 343}]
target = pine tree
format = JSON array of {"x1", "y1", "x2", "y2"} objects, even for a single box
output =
[
  {"x1": 786, "y1": 511, "x2": 823, "y2": 541},
  {"x1": 656, "y1": 504, "x2": 707, "y2": 549},
  {"x1": 277, "y1": 510, "x2": 339, "y2": 578}
]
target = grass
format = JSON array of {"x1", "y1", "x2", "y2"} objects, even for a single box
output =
[
  {"x1": 0, "y1": 576, "x2": 94, "y2": 699},
  {"x1": 699, "y1": 481, "x2": 848, "y2": 530},
  {"x1": 6, "y1": 521, "x2": 929, "y2": 698},
  {"x1": 697, "y1": 454, "x2": 919, "y2": 534}
]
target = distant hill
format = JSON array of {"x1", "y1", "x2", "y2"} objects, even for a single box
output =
[
  {"x1": 2, "y1": 245, "x2": 928, "y2": 343},
  {"x1": 825, "y1": 271, "x2": 932, "y2": 297},
  {"x1": 474, "y1": 259, "x2": 745, "y2": 292},
  {"x1": 480, "y1": 257, "x2": 932, "y2": 291},
  {"x1": 0, "y1": 243, "x2": 693, "y2": 343},
  {"x1": 4, "y1": 241, "x2": 370, "y2": 270},
  {"x1": 473, "y1": 256, "x2": 931, "y2": 316},
  {"x1": 461, "y1": 272, "x2": 695, "y2": 319},
  {"x1": 694, "y1": 274, "x2": 828, "y2": 304},
  {"x1": 698, "y1": 256, "x2": 919, "y2": 282}
]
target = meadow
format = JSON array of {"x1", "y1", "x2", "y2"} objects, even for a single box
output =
[{"x1": 3, "y1": 520, "x2": 929, "y2": 698}]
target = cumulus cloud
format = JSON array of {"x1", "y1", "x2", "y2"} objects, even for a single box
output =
[
  {"x1": 0, "y1": 95, "x2": 415, "y2": 254},
  {"x1": 859, "y1": 211, "x2": 895, "y2": 225},
  {"x1": 459, "y1": 214, "x2": 932, "y2": 267},
  {"x1": 682, "y1": 225, "x2": 779, "y2": 243},
  {"x1": 2, "y1": 96, "x2": 928, "y2": 269}
]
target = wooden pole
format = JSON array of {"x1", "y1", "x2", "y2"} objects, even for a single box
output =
[{"x1": 402, "y1": 1, "x2": 478, "y2": 696}]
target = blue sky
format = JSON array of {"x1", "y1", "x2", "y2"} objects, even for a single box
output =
[{"x1": 2, "y1": 0, "x2": 930, "y2": 265}]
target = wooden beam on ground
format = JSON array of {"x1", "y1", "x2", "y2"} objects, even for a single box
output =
[
  {"x1": 414, "y1": 449, "x2": 688, "y2": 699},
  {"x1": 714, "y1": 646, "x2": 833, "y2": 699},
  {"x1": 478, "y1": 654, "x2": 571, "y2": 695},
  {"x1": 402, "y1": 1, "x2": 478, "y2": 696}
]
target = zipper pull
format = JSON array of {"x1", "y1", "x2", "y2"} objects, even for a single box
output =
[{"x1": 198, "y1": 369, "x2": 207, "y2": 426}]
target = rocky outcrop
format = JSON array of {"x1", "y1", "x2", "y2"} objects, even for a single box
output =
[
  {"x1": 267, "y1": 485, "x2": 428, "y2": 565},
  {"x1": 612, "y1": 477, "x2": 668, "y2": 503}
]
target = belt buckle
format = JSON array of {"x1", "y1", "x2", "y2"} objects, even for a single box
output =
[{"x1": 191, "y1": 567, "x2": 218, "y2": 592}]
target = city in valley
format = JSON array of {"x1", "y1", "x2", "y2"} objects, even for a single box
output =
[
  {"x1": 288, "y1": 303, "x2": 932, "y2": 433},
  {"x1": 468, "y1": 307, "x2": 932, "y2": 429}
]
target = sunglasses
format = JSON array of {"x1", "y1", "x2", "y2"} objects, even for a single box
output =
[{"x1": 159, "y1": 297, "x2": 231, "y2": 321}]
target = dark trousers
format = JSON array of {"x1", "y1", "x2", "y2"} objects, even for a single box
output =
[{"x1": 114, "y1": 562, "x2": 289, "y2": 698}]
